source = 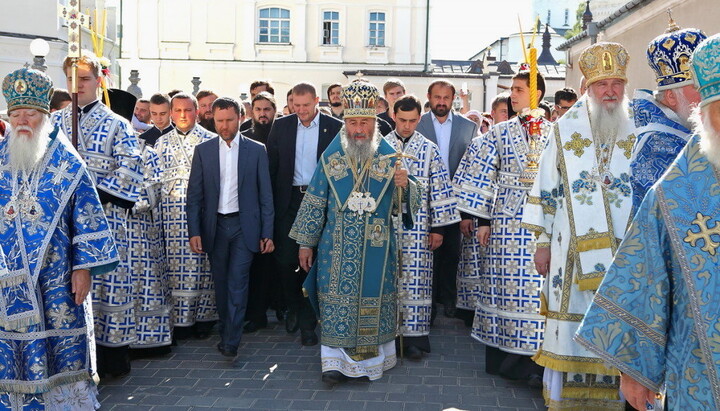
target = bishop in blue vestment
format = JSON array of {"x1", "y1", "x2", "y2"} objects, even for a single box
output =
[
  {"x1": 289, "y1": 80, "x2": 420, "y2": 384},
  {"x1": 0, "y1": 67, "x2": 118, "y2": 410}
]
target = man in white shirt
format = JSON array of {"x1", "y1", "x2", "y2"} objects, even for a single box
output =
[
  {"x1": 186, "y1": 97, "x2": 275, "y2": 358},
  {"x1": 415, "y1": 80, "x2": 477, "y2": 321}
]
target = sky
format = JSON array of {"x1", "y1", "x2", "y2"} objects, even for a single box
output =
[{"x1": 428, "y1": 0, "x2": 533, "y2": 60}]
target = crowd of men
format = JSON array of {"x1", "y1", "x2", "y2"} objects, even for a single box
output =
[{"x1": 2, "y1": 15, "x2": 720, "y2": 410}]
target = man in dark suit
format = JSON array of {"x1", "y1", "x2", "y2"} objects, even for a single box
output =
[
  {"x1": 187, "y1": 97, "x2": 274, "y2": 358},
  {"x1": 378, "y1": 78, "x2": 406, "y2": 130},
  {"x1": 266, "y1": 82, "x2": 343, "y2": 346},
  {"x1": 416, "y1": 79, "x2": 477, "y2": 320}
]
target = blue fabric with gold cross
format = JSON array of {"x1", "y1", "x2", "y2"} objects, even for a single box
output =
[{"x1": 577, "y1": 135, "x2": 720, "y2": 410}]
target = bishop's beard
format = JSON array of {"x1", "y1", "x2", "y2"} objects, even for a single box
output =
[
  {"x1": 588, "y1": 90, "x2": 630, "y2": 146},
  {"x1": 694, "y1": 106, "x2": 720, "y2": 169},
  {"x1": 341, "y1": 123, "x2": 381, "y2": 163},
  {"x1": 8, "y1": 115, "x2": 52, "y2": 173}
]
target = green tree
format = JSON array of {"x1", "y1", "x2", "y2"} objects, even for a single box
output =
[{"x1": 564, "y1": 2, "x2": 588, "y2": 39}]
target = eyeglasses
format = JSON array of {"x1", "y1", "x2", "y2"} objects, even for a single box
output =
[{"x1": 557, "y1": 105, "x2": 572, "y2": 111}]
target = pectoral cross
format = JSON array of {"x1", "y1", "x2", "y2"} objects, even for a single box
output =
[{"x1": 57, "y1": 0, "x2": 90, "y2": 149}]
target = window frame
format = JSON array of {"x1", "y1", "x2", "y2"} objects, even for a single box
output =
[
  {"x1": 321, "y1": 10, "x2": 340, "y2": 46},
  {"x1": 368, "y1": 11, "x2": 386, "y2": 47},
  {"x1": 257, "y1": 6, "x2": 291, "y2": 44}
]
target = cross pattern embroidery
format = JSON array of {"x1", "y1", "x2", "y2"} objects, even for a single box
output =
[
  {"x1": 49, "y1": 161, "x2": 73, "y2": 185},
  {"x1": 685, "y1": 212, "x2": 720, "y2": 255},
  {"x1": 616, "y1": 134, "x2": 636, "y2": 159},
  {"x1": 563, "y1": 133, "x2": 592, "y2": 157}
]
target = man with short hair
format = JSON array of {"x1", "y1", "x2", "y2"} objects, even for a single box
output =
[
  {"x1": 378, "y1": 78, "x2": 406, "y2": 129},
  {"x1": 629, "y1": 19, "x2": 707, "y2": 213},
  {"x1": 155, "y1": 93, "x2": 218, "y2": 340},
  {"x1": 290, "y1": 80, "x2": 420, "y2": 384},
  {"x1": 250, "y1": 80, "x2": 275, "y2": 99},
  {"x1": 241, "y1": 91, "x2": 280, "y2": 332},
  {"x1": 490, "y1": 93, "x2": 510, "y2": 124},
  {"x1": 553, "y1": 88, "x2": 578, "y2": 119},
  {"x1": 52, "y1": 50, "x2": 143, "y2": 378},
  {"x1": 386, "y1": 94, "x2": 460, "y2": 360},
  {"x1": 132, "y1": 98, "x2": 152, "y2": 133},
  {"x1": 139, "y1": 93, "x2": 173, "y2": 146},
  {"x1": 286, "y1": 89, "x2": 295, "y2": 114},
  {"x1": 266, "y1": 82, "x2": 343, "y2": 346},
  {"x1": 196, "y1": 90, "x2": 218, "y2": 133},
  {"x1": 0, "y1": 65, "x2": 119, "y2": 410},
  {"x1": 522, "y1": 42, "x2": 636, "y2": 409},
  {"x1": 454, "y1": 70, "x2": 551, "y2": 385},
  {"x1": 576, "y1": 33, "x2": 720, "y2": 411},
  {"x1": 50, "y1": 88, "x2": 71, "y2": 112},
  {"x1": 187, "y1": 97, "x2": 274, "y2": 358},
  {"x1": 416, "y1": 79, "x2": 477, "y2": 320},
  {"x1": 327, "y1": 83, "x2": 344, "y2": 119}
]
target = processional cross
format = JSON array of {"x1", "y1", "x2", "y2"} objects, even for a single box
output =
[{"x1": 57, "y1": 0, "x2": 90, "y2": 148}]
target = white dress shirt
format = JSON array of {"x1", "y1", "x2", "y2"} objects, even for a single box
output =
[
  {"x1": 217, "y1": 133, "x2": 240, "y2": 214},
  {"x1": 293, "y1": 111, "x2": 320, "y2": 186},
  {"x1": 431, "y1": 110, "x2": 453, "y2": 169}
]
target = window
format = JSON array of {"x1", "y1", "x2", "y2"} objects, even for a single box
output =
[
  {"x1": 322, "y1": 11, "x2": 339, "y2": 45},
  {"x1": 258, "y1": 7, "x2": 290, "y2": 43},
  {"x1": 369, "y1": 12, "x2": 385, "y2": 47},
  {"x1": 547, "y1": 9, "x2": 551, "y2": 24},
  {"x1": 564, "y1": 8, "x2": 570, "y2": 25}
]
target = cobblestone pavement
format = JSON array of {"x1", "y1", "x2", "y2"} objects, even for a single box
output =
[{"x1": 98, "y1": 314, "x2": 544, "y2": 410}]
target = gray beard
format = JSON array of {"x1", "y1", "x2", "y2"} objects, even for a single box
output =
[
  {"x1": 588, "y1": 93, "x2": 630, "y2": 146},
  {"x1": 341, "y1": 125, "x2": 381, "y2": 163},
  {"x1": 8, "y1": 116, "x2": 52, "y2": 173}
]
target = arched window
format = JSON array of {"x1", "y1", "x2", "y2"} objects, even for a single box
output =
[{"x1": 258, "y1": 7, "x2": 290, "y2": 43}]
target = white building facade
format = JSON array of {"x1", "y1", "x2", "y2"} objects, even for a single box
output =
[{"x1": 119, "y1": 0, "x2": 439, "y2": 105}]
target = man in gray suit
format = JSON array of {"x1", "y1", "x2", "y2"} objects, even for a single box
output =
[
  {"x1": 187, "y1": 97, "x2": 275, "y2": 358},
  {"x1": 415, "y1": 80, "x2": 477, "y2": 321}
]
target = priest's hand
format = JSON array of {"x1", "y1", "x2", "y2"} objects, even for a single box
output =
[
  {"x1": 189, "y1": 236, "x2": 204, "y2": 253},
  {"x1": 428, "y1": 233, "x2": 443, "y2": 251},
  {"x1": 71, "y1": 269, "x2": 91, "y2": 305},
  {"x1": 534, "y1": 246, "x2": 551, "y2": 277},
  {"x1": 299, "y1": 247, "x2": 314, "y2": 272},
  {"x1": 620, "y1": 373, "x2": 656, "y2": 411},
  {"x1": 477, "y1": 226, "x2": 491, "y2": 246},
  {"x1": 394, "y1": 163, "x2": 409, "y2": 188},
  {"x1": 459, "y1": 219, "x2": 474, "y2": 237},
  {"x1": 260, "y1": 238, "x2": 275, "y2": 254}
]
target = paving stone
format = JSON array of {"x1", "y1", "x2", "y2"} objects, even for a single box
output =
[{"x1": 99, "y1": 315, "x2": 542, "y2": 410}]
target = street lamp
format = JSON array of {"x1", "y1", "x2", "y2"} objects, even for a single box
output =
[{"x1": 30, "y1": 38, "x2": 50, "y2": 72}]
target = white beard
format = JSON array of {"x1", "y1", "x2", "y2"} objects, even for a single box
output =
[
  {"x1": 671, "y1": 88, "x2": 694, "y2": 127},
  {"x1": 588, "y1": 91, "x2": 630, "y2": 146},
  {"x1": 8, "y1": 115, "x2": 52, "y2": 173},
  {"x1": 341, "y1": 123, "x2": 381, "y2": 162},
  {"x1": 695, "y1": 107, "x2": 720, "y2": 169}
]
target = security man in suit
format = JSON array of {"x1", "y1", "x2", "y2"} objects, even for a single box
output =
[
  {"x1": 266, "y1": 82, "x2": 343, "y2": 346},
  {"x1": 415, "y1": 79, "x2": 477, "y2": 321},
  {"x1": 186, "y1": 97, "x2": 274, "y2": 358}
]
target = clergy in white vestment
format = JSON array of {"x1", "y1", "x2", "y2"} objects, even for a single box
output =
[
  {"x1": 521, "y1": 42, "x2": 636, "y2": 410},
  {"x1": 385, "y1": 95, "x2": 460, "y2": 360}
]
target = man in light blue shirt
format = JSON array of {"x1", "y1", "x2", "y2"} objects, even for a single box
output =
[{"x1": 266, "y1": 82, "x2": 343, "y2": 347}]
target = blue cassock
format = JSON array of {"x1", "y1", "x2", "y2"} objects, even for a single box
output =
[
  {"x1": 629, "y1": 89, "x2": 692, "y2": 214},
  {"x1": 289, "y1": 135, "x2": 420, "y2": 356},
  {"x1": 0, "y1": 127, "x2": 118, "y2": 408},
  {"x1": 576, "y1": 135, "x2": 720, "y2": 410}
]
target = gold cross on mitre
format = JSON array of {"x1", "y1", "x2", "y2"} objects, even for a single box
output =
[{"x1": 58, "y1": 0, "x2": 90, "y2": 58}]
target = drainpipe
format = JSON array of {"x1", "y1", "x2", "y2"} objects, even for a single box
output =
[{"x1": 423, "y1": 0, "x2": 430, "y2": 72}]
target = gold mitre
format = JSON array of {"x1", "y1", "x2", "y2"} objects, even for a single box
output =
[{"x1": 579, "y1": 42, "x2": 630, "y2": 86}]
